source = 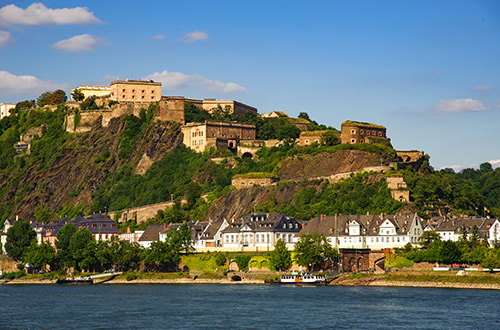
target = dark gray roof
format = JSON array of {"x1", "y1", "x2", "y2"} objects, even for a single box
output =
[
  {"x1": 139, "y1": 224, "x2": 167, "y2": 242},
  {"x1": 222, "y1": 213, "x2": 301, "y2": 234}
]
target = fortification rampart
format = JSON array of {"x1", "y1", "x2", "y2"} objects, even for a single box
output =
[{"x1": 109, "y1": 199, "x2": 188, "y2": 224}]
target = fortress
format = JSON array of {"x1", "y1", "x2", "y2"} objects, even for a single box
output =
[{"x1": 67, "y1": 80, "x2": 257, "y2": 133}]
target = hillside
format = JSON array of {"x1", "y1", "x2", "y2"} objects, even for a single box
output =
[
  {"x1": 1, "y1": 104, "x2": 499, "y2": 225},
  {"x1": 0, "y1": 106, "x2": 182, "y2": 221}
]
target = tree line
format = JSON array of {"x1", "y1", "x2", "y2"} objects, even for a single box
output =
[{"x1": 3, "y1": 220, "x2": 192, "y2": 274}]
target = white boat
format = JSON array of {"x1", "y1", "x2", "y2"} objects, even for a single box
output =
[{"x1": 266, "y1": 272, "x2": 329, "y2": 286}]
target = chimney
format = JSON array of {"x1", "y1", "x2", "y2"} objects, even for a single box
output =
[
  {"x1": 127, "y1": 227, "x2": 131, "y2": 233},
  {"x1": 16, "y1": 215, "x2": 18, "y2": 221},
  {"x1": 320, "y1": 214, "x2": 323, "y2": 221},
  {"x1": 302, "y1": 223, "x2": 305, "y2": 229},
  {"x1": 164, "y1": 223, "x2": 167, "y2": 230}
]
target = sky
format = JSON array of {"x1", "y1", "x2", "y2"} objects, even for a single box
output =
[{"x1": 0, "y1": 1, "x2": 499, "y2": 171}]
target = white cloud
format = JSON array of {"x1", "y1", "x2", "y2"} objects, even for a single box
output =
[
  {"x1": 473, "y1": 85, "x2": 496, "y2": 92},
  {"x1": 489, "y1": 159, "x2": 500, "y2": 169},
  {"x1": 0, "y1": 3, "x2": 102, "y2": 26},
  {"x1": 0, "y1": 70, "x2": 65, "y2": 97},
  {"x1": 51, "y1": 34, "x2": 104, "y2": 52},
  {"x1": 439, "y1": 159, "x2": 500, "y2": 172},
  {"x1": 151, "y1": 34, "x2": 166, "y2": 40},
  {"x1": 0, "y1": 31, "x2": 14, "y2": 48},
  {"x1": 180, "y1": 30, "x2": 208, "y2": 43},
  {"x1": 143, "y1": 70, "x2": 247, "y2": 93},
  {"x1": 433, "y1": 98, "x2": 486, "y2": 113}
]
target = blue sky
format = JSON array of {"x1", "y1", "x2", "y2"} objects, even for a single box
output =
[{"x1": 0, "y1": 1, "x2": 499, "y2": 170}]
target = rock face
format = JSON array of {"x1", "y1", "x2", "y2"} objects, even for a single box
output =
[
  {"x1": 279, "y1": 150, "x2": 383, "y2": 181},
  {"x1": 4, "y1": 118, "x2": 183, "y2": 221},
  {"x1": 205, "y1": 185, "x2": 305, "y2": 222}
]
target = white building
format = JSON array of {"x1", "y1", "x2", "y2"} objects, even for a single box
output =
[
  {"x1": 298, "y1": 213, "x2": 424, "y2": 250},
  {"x1": 220, "y1": 213, "x2": 302, "y2": 251},
  {"x1": 0, "y1": 103, "x2": 15, "y2": 119}
]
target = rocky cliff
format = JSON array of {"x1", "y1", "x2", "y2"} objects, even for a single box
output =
[{"x1": 3, "y1": 117, "x2": 183, "y2": 221}]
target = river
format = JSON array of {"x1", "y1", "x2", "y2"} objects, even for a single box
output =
[{"x1": 1, "y1": 284, "x2": 499, "y2": 329}]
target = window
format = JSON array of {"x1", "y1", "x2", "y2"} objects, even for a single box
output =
[
  {"x1": 378, "y1": 132, "x2": 382, "y2": 137},
  {"x1": 360, "y1": 139, "x2": 364, "y2": 143},
  {"x1": 200, "y1": 131, "x2": 203, "y2": 136},
  {"x1": 372, "y1": 131, "x2": 376, "y2": 135},
  {"x1": 351, "y1": 139, "x2": 356, "y2": 143},
  {"x1": 249, "y1": 181, "x2": 254, "y2": 185},
  {"x1": 351, "y1": 129, "x2": 356, "y2": 134},
  {"x1": 151, "y1": 90, "x2": 155, "y2": 93},
  {"x1": 256, "y1": 235, "x2": 260, "y2": 242},
  {"x1": 231, "y1": 235, "x2": 234, "y2": 243},
  {"x1": 366, "y1": 131, "x2": 370, "y2": 136},
  {"x1": 305, "y1": 140, "x2": 309, "y2": 144},
  {"x1": 142, "y1": 90, "x2": 145, "y2": 93},
  {"x1": 122, "y1": 95, "x2": 126, "y2": 98},
  {"x1": 151, "y1": 96, "x2": 154, "y2": 99},
  {"x1": 102, "y1": 224, "x2": 106, "y2": 228},
  {"x1": 132, "y1": 95, "x2": 135, "y2": 99},
  {"x1": 142, "y1": 96, "x2": 145, "y2": 99},
  {"x1": 122, "y1": 89, "x2": 126, "y2": 92},
  {"x1": 93, "y1": 224, "x2": 97, "y2": 228},
  {"x1": 132, "y1": 89, "x2": 135, "y2": 93},
  {"x1": 360, "y1": 130, "x2": 364, "y2": 135}
]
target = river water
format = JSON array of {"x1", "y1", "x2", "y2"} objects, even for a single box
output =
[{"x1": 1, "y1": 284, "x2": 499, "y2": 329}]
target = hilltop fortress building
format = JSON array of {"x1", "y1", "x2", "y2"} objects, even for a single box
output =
[
  {"x1": 182, "y1": 120, "x2": 256, "y2": 153},
  {"x1": 110, "y1": 80, "x2": 162, "y2": 102},
  {"x1": 341, "y1": 121, "x2": 388, "y2": 144},
  {"x1": 68, "y1": 80, "x2": 257, "y2": 133}
]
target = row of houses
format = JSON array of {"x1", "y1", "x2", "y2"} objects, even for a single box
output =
[
  {"x1": 3, "y1": 212, "x2": 499, "y2": 255},
  {"x1": 136, "y1": 213, "x2": 500, "y2": 252},
  {"x1": 1, "y1": 214, "x2": 119, "y2": 253}
]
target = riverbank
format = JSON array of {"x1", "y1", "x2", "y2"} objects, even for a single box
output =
[{"x1": 4, "y1": 271, "x2": 500, "y2": 289}]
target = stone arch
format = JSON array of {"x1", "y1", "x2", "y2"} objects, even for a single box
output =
[
  {"x1": 241, "y1": 152, "x2": 253, "y2": 160},
  {"x1": 374, "y1": 256, "x2": 385, "y2": 272}
]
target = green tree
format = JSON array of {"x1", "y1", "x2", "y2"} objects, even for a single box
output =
[
  {"x1": 24, "y1": 241, "x2": 55, "y2": 272},
  {"x1": 49, "y1": 89, "x2": 67, "y2": 104},
  {"x1": 320, "y1": 130, "x2": 340, "y2": 146},
  {"x1": 470, "y1": 224, "x2": 480, "y2": 249},
  {"x1": 69, "y1": 228, "x2": 95, "y2": 271},
  {"x1": 439, "y1": 240, "x2": 462, "y2": 264},
  {"x1": 277, "y1": 124, "x2": 301, "y2": 141},
  {"x1": 269, "y1": 239, "x2": 291, "y2": 271},
  {"x1": 79, "y1": 96, "x2": 99, "y2": 110},
  {"x1": 480, "y1": 162, "x2": 493, "y2": 172},
  {"x1": 109, "y1": 238, "x2": 143, "y2": 271},
  {"x1": 294, "y1": 233, "x2": 337, "y2": 271},
  {"x1": 55, "y1": 223, "x2": 77, "y2": 269},
  {"x1": 298, "y1": 112, "x2": 310, "y2": 120},
  {"x1": 143, "y1": 240, "x2": 181, "y2": 272},
  {"x1": 419, "y1": 231, "x2": 441, "y2": 250},
  {"x1": 37, "y1": 91, "x2": 53, "y2": 107},
  {"x1": 234, "y1": 254, "x2": 252, "y2": 271},
  {"x1": 481, "y1": 249, "x2": 500, "y2": 271},
  {"x1": 167, "y1": 223, "x2": 193, "y2": 254},
  {"x1": 15, "y1": 100, "x2": 35, "y2": 111},
  {"x1": 215, "y1": 253, "x2": 227, "y2": 267},
  {"x1": 71, "y1": 89, "x2": 85, "y2": 102},
  {"x1": 5, "y1": 221, "x2": 36, "y2": 261}
]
